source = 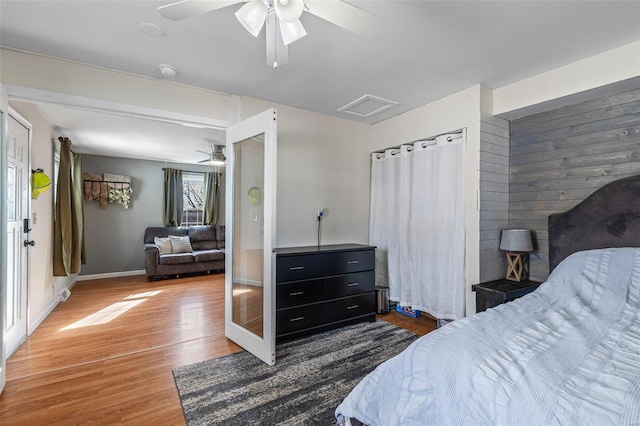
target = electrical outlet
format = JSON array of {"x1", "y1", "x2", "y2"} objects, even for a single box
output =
[{"x1": 317, "y1": 208, "x2": 324, "y2": 218}]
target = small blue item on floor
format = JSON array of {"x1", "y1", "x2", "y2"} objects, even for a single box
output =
[{"x1": 396, "y1": 305, "x2": 421, "y2": 318}]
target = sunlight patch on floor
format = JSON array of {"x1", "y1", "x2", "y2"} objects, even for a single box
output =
[
  {"x1": 60, "y1": 290, "x2": 163, "y2": 331},
  {"x1": 60, "y1": 299, "x2": 146, "y2": 331},
  {"x1": 125, "y1": 290, "x2": 162, "y2": 300}
]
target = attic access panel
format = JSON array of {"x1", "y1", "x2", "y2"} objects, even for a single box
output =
[{"x1": 337, "y1": 94, "x2": 399, "y2": 118}]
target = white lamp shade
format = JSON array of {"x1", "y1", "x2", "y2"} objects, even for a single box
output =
[
  {"x1": 279, "y1": 19, "x2": 307, "y2": 45},
  {"x1": 235, "y1": 0, "x2": 268, "y2": 37},
  {"x1": 274, "y1": 0, "x2": 304, "y2": 22},
  {"x1": 500, "y1": 229, "x2": 533, "y2": 252}
]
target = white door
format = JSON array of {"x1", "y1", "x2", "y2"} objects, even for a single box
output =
[
  {"x1": 5, "y1": 110, "x2": 30, "y2": 358},
  {"x1": 224, "y1": 109, "x2": 277, "y2": 365}
]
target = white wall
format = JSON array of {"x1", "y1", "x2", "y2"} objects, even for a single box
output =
[
  {"x1": 241, "y1": 96, "x2": 371, "y2": 248},
  {"x1": 370, "y1": 85, "x2": 484, "y2": 316},
  {"x1": 0, "y1": 48, "x2": 233, "y2": 123},
  {"x1": 493, "y1": 41, "x2": 640, "y2": 117},
  {"x1": 8, "y1": 100, "x2": 75, "y2": 332}
]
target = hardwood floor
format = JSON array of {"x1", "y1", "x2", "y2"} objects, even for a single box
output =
[{"x1": 0, "y1": 274, "x2": 436, "y2": 425}]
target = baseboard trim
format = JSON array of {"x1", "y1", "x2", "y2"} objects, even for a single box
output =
[
  {"x1": 68, "y1": 276, "x2": 79, "y2": 289},
  {"x1": 27, "y1": 275, "x2": 79, "y2": 336},
  {"x1": 28, "y1": 295, "x2": 61, "y2": 335},
  {"x1": 77, "y1": 270, "x2": 146, "y2": 281}
]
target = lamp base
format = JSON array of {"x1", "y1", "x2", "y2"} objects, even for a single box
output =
[{"x1": 505, "y1": 252, "x2": 529, "y2": 282}]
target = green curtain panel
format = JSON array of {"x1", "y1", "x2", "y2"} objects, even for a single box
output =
[
  {"x1": 53, "y1": 138, "x2": 85, "y2": 276},
  {"x1": 203, "y1": 171, "x2": 221, "y2": 226},
  {"x1": 163, "y1": 168, "x2": 183, "y2": 227},
  {"x1": 74, "y1": 153, "x2": 86, "y2": 265}
]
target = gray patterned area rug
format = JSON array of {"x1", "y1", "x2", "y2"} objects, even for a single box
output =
[{"x1": 173, "y1": 320, "x2": 418, "y2": 425}]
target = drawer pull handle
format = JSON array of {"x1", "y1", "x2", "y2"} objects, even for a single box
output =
[
  {"x1": 290, "y1": 291, "x2": 304, "y2": 296},
  {"x1": 347, "y1": 305, "x2": 359, "y2": 310},
  {"x1": 347, "y1": 282, "x2": 359, "y2": 287},
  {"x1": 289, "y1": 266, "x2": 305, "y2": 271},
  {"x1": 290, "y1": 317, "x2": 305, "y2": 322},
  {"x1": 347, "y1": 260, "x2": 359, "y2": 264}
]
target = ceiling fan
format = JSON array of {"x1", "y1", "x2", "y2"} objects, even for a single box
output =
[
  {"x1": 158, "y1": 0, "x2": 379, "y2": 68},
  {"x1": 198, "y1": 144, "x2": 226, "y2": 166}
]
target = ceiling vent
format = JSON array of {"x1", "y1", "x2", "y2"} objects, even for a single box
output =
[{"x1": 337, "y1": 94, "x2": 399, "y2": 118}]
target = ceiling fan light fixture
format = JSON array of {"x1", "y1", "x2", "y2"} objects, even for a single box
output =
[
  {"x1": 211, "y1": 146, "x2": 226, "y2": 165},
  {"x1": 279, "y1": 19, "x2": 306, "y2": 45},
  {"x1": 274, "y1": 0, "x2": 304, "y2": 22},
  {"x1": 235, "y1": 0, "x2": 268, "y2": 37}
]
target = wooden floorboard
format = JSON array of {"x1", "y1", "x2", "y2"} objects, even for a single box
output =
[{"x1": 0, "y1": 273, "x2": 436, "y2": 425}]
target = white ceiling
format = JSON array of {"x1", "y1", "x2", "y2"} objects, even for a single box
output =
[
  {"x1": 29, "y1": 103, "x2": 226, "y2": 164},
  {"x1": 2, "y1": 1, "x2": 639, "y2": 163}
]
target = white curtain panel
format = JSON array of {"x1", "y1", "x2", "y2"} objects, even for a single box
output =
[
  {"x1": 383, "y1": 148, "x2": 401, "y2": 298},
  {"x1": 387, "y1": 146, "x2": 412, "y2": 302},
  {"x1": 408, "y1": 134, "x2": 465, "y2": 319},
  {"x1": 369, "y1": 152, "x2": 389, "y2": 289},
  {"x1": 369, "y1": 133, "x2": 465, "y2": 319}
]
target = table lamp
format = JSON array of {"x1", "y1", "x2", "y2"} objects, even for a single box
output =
[{"x1": 500, "y1": 229, "x2": 533, "y2": 282}]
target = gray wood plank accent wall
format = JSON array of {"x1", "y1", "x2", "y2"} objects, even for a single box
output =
[
  {"x1": 509, "y1": 87, "x2": 640, "y2": 281},
  {"x1": 479, "y1": 112, "x2": 510, "y2": 282}
]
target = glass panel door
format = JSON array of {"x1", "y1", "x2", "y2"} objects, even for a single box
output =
[
  {"x1": 232, "y1": 135, "x2": 265, "y2": 337},
  {"x1": 225, "y1": 109, "x2": 277, "y2": 365}
]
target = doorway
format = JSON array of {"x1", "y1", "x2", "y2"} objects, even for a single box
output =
[{"x1": 0, "y1": 88, "x2": 232, "y2": 398}]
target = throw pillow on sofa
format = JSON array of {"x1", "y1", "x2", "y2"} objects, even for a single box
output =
[
  {"x1": 154, "y1": 237, "x2": 173, "y2": 255},
  {"x1": 170, "y1": 235, "x2": 193, "y2": 254}
]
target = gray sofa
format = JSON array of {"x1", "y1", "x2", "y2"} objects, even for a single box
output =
[{"x1": 144, "y1": 225, "x2": 225, "y2": 281}]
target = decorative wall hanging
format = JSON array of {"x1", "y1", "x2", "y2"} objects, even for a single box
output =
[{"x1": 83, "y1": 171, "x2": 133, "y2": 209}]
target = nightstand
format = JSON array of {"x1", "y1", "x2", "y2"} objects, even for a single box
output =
[{"x1": 472, "y1": 279, "x2": 541, "y2": 313}]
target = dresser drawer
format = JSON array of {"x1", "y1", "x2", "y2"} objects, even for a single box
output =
[
  {"x1": 325, "y1": 293, "x2": 375, "y2": 323},
  {"x1": 276, "y1": 255, "x2": 324, "y2": 282},
  {"x1": 277, "y1": 279, "x2": 325, "y2": 309},
  {"x1": 326, "y1": 271, "x2": 374, "y2": 298},
  {"x1": 276, "y1": 249, "x2": 375, "y2": 282},
  {"x1": 321, "y1": 249, "x2": 375, "y2": 276},
  {"x1": 277, "y1": 303, "x2": 325, "y2": 335}
]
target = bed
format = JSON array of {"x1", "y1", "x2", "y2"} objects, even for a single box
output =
[{"x1": 335, "y1": 174, "x2": 640, "y2": 425}]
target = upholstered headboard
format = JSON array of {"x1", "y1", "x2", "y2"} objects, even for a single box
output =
[{"x1": 548, "y1": 174, "x2": 640, "y2": 272}]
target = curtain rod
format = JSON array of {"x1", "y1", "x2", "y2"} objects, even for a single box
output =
[
  {"x1": 373, "y1": 131, "x2": 465, "y2": 158},
  {"x1": 56, "y1": 136, "x2": 77, "y2": 155},
  {"x1": 162, "y1": 167, "x2": 222, "y2": 173}
]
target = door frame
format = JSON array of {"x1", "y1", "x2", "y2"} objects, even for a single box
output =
[
  {"x1": 1, "y1": 84, "x2": 8, "y2": 394},
  {"x1": 224, "y1": 108, "x2": 277, "y2": 366}
]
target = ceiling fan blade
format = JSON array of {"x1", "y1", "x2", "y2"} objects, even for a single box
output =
[
  {"x1": 197, "y1": 150, "x2": 211, "y2": 155},
  {"x1": 266, "y1": 12, "x2": 288, "y2": 68},
  {"x1": 198, "y1": 159, "x2": 211, "y2": 163},
  {"x1": 158, "y1": 0, "x2": 243, "y2": 21},
  {"x1": 304, "y1": 0, "x2": 380, "y2": 38}
]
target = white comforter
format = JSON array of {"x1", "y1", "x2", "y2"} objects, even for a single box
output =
[{"x1": 336, "y1": 248, "x2": 640, "y2": 425}]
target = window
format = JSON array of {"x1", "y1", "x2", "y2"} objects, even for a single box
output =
[{"x1": 182, "y1": 172, "x2": 205, "y2": 226}]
